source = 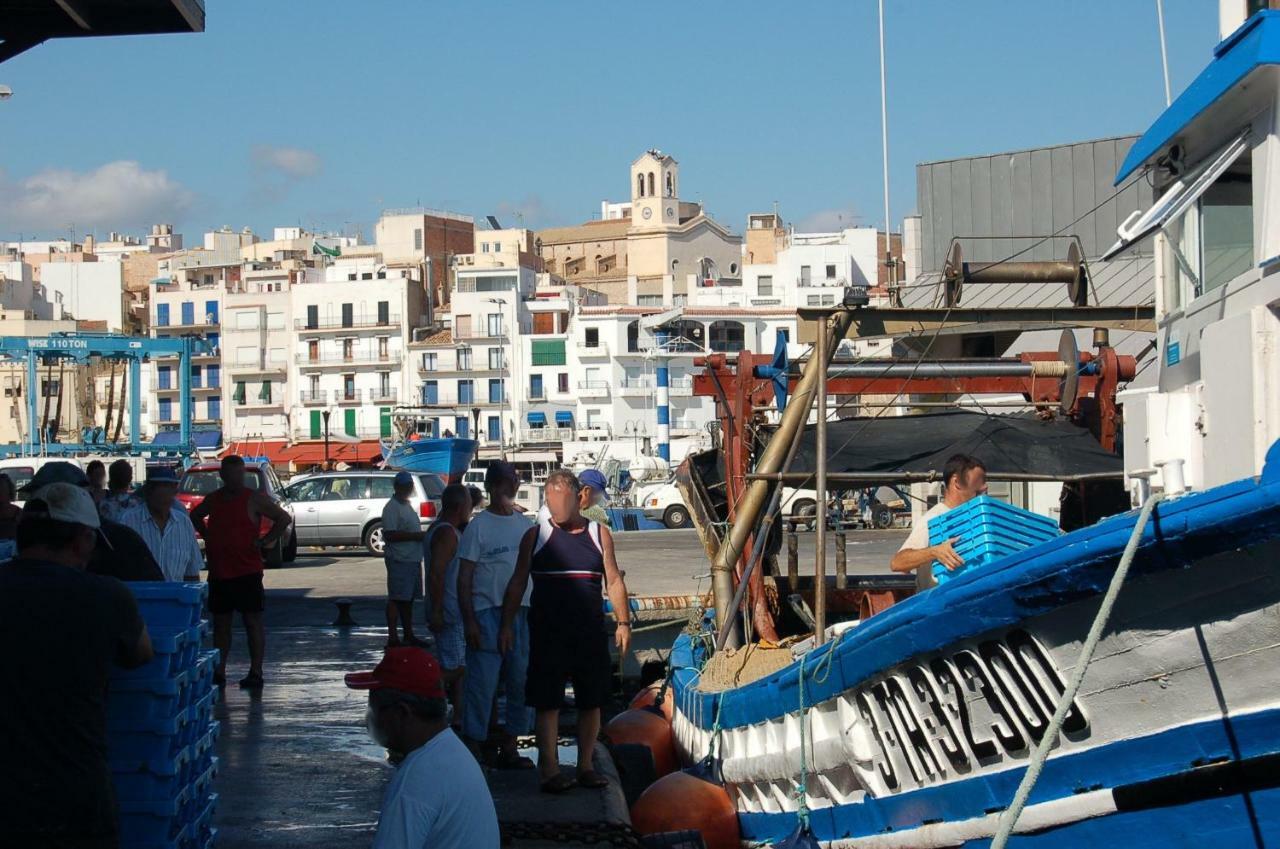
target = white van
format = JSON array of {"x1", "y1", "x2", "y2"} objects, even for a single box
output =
[{"x1": 0, "y1": 455, "x2": 148, "y2": 502}]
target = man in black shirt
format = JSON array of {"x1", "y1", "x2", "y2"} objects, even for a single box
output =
[
  {"x1": 19, "y1": 462, "x2": 163, "y2": 581},
  {"x1": 0, "y1": 482, "x2": 154, "y2": 848}
]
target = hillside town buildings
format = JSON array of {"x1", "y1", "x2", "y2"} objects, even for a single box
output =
[{"x1": 0, "y1": 149, "x2": 895, "y2": 466}]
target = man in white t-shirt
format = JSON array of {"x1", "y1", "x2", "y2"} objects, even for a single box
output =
[
  {"x1": 457, "y1": 462, "x2": 534, "y2": 768},
  {"x1": 381, "y1": 472, "x2": 430, "y2": 649},
  {"x1": 346, "y1": 647, "x2": 499, "y2": 849},
  {"x1": 890, "y1": 454, "x2": 987, "y2": 591}
]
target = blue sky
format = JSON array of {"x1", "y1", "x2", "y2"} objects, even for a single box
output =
[{"x1": 1, "y1": 0, "x2": 1217, "y2": 242}]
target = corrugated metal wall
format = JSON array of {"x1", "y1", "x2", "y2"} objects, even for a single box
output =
[{"x1": 916, "y1": 136, "x2": 1154, "y2": 272}]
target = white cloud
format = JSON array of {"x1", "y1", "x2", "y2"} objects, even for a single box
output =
[
  {"x1": 251, "y1": 144, "x2": 322, "y2": 179},
  {"x1": 796, "y1": 207, "x2": 863, "y2": 233},
  {"x1": 0, "y1": 161, "x2": 194, "y2": 233}
]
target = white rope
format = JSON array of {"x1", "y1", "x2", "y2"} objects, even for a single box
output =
[{"x1": 991, "y1": 492, "x2": 1164, "y2": 848}]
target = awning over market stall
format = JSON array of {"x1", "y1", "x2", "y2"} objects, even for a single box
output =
[
  {"x1": 223, "y1": 439, "x2": 384, "y2": 468},
  {"x1": 786, "y1": 410, "x2": 1123, "y2": 483}
]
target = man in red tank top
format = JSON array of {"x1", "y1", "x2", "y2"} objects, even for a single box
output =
[{"x1": 190, "y1": 455, "x2": 292, "y2": 689}]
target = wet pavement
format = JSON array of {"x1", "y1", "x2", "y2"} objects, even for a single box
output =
[{"x1": 207, "y1": 528, "x2": 906, "y2": 847}]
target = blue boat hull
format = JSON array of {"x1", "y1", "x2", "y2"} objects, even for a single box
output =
[
  {"x1": 667, "y1": 442, "x2": 1280, "y2": 846},
  {"x1": 381, "y1": 438, "x2": 477, "y2": 483}
]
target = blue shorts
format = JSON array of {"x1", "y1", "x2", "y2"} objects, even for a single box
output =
[{"x1": 434, "y1": 620, "x2": 466, "y2": 671}]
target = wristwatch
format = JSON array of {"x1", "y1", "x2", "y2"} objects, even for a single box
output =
[{"x1": 617, "y1": 621, "x2": 632, "y2": 629}]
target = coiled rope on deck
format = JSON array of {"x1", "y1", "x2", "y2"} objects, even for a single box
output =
[{"x1": 991, "y1": 492, "x2": 1165, "y2": 848}]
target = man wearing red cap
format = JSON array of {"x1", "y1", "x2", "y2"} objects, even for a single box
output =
[{"x1": 347, "y1": 647, "x2": 499, "y2": 848}]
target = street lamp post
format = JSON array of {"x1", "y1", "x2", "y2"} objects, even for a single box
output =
[
  {"x1": 486, "y1": 296, "x2": 513, "y2": 459},
  {"x1": 322, "y1": 409, "x2": 331, "y2": 470}
]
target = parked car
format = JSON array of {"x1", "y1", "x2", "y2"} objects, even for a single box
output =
[
  {"x1": 177, "y1": 460, "x2": 294, "y2": 565},
  {"x1": 282, "y1": 470, "x2": 445, "y2": 556},
  {"x1": 0, "y1": 455, "x2": 148, "y2": 505}
]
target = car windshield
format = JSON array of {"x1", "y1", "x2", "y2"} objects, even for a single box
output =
[{"x1": 180, "y1": 469, "x2": 262, "y2": 495}]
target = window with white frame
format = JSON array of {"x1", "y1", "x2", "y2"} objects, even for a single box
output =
[
  {"x1": 757, "y1": 275, "x2": 774, "y2": 296},
  {"x1": 234, "y1": 310, "x2": 258, "y2": 330},
  {"x1": 267, "y1": 311, "x2": 285, "y2": 330},
  {"x1": 488, "y1": 348, "x2": 504, "y2": 370}
]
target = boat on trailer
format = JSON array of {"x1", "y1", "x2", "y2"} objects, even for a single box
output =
[{"x1": 648, "y1": 10, "x2": 1280, "y2": 846}]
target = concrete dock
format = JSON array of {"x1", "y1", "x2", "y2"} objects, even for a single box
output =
[{"x1": 208, "y1": 528, "x2": 905, "y2": 847}]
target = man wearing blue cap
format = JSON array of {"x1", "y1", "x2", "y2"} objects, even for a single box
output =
[
  {"x1": 536, "y1": 468, "x2": 611, "y2": 529},
  {"x1": 382, "y1": 471, "x2": 430, "y2": 648},
  {"x1": 121, "y1": 467, "x2": 204, "y2": 582}
]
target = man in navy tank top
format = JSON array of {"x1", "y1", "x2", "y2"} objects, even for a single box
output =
[{"x1": 499, "y1": 469, "x2": 631, "y2": 794}]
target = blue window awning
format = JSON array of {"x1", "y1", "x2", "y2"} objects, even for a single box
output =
[
  {"x1": 150, "y1": 430, "x2": 222, "y2": 449},
  {"x1": 555, "y1": 410, "x2": 574, "y2": 424},
  {"x1": 527, "y1": 412, "x2": 547, "y2": 425},
  {"x1": 1115, "y1": 11, "x2": 1280, "y2": 184}
]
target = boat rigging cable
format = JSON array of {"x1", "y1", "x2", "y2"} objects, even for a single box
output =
[{"x1": 991, "y1": 491, "x2": 1164, "y2": 848}]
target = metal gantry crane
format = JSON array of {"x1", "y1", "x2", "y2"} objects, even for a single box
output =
[{"x1": 0, "y1": 333, "x2": 211, "y2": 459}]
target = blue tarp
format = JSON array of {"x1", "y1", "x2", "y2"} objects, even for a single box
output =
[
  {"x1": 526, "y1": 412, "x2": 547, "y2": 425},
  {"x1": 150, "y1": 430, "x2": 222, "y2": 449},
  {"x1": 1116, "y1": 10, "x2": 1280, "y2": 183},
  {"x1": 554, "y1": 410, "x2": 573, "y2": 424}
]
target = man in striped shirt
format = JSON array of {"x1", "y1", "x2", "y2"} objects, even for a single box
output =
[{"x1": 121, "y1": 468, "x2": 204, "y2": 582}]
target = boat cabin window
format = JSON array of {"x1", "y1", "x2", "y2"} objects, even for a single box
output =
[{"x1": 1162, "y1": 148, "x2": 1254, "y2": 311}]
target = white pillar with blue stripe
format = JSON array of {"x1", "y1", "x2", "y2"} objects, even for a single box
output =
[{"x1": 654, "y1": 329, "x2": 671, "y2": 462}]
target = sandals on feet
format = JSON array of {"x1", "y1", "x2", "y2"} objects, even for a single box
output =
[
  {"x1": 576, "y1": 770, "x2": 609, "y2": 789},
  {"x1": 539, "y1": 773, "x2": 576, "y2": 794}
]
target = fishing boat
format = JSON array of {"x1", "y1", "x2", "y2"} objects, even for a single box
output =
[
  {"x1": 380, "y1": 435, "x2": 477, "y2": 483},
  {"x1": 633, "y1": 10, "x2": 1280, "y2": 846}
]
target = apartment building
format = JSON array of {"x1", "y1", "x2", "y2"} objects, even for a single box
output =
[
  {"x1": 289, "y1": 257, "x2": 423, "y2": 446},
  {"x1": 147, "y1": 263, "x2": 228, "y2": 449},
  {"x1": 222, "y1": 262, "x2": 300, "y2": 443},
  {"x1": 372, "y1": 209, "x2": 475, "y2": 312},
  {"x1": 741, "y1": 212, "x2": 880, "y2": 309},
  {"x1": 0, "y1": 312, "x2": 87, "y2": 446}
]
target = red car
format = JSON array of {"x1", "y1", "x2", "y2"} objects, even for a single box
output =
[{"x1": 177, "y1": 460, "x2": 296, "y2": 565}]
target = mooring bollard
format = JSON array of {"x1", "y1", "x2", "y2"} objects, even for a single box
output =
[
  {"x1": 333, "y1": 598, "x2": 357, "y2": 627},
  {"x1": 787, "y1": 529, "x2": 799, "y2": 587},
  {"x1": 835, "y1": 532, "x2": 847, "y2": 589}
]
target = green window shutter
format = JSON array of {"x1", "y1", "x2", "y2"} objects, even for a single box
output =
[
  {"x1": 310, "y1": 410, "x2": 322, "y2": 439},
  {"x1": 379, "y1": 407, "x2": 392, "y2": 439},
  {"x1": 258, "y1": 380, "x2": 272, "y2": 401},
  {"x1": 530, "y1": 339, "x2": 566, "y2": 366},
  {"x1": 232, "y1": 382, "x2": 246, "y2": 403},
  {"x1": 344, "y1": 408, "x2": 357, "y2": 437}
]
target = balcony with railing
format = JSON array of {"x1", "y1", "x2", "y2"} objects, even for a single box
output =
[
  {"x1": 153, "y1": 315, "x2": 220, "y2": 332},
  {"x1": 521, "y1": 426, "x2": 574, "y2": 444},
  {"x1": 296, "y1": 351, "x2": 402, "y2": 369},
  {"x1": 576, "y1": 341, "x2": 610, "y2": 357},
  {"x1": 577, "y1": 380, "x2": 610, "y2": 399},
  {"x1": 299, "y1": 390, "x2": 327, "y2": 405},
  {"x1": 618, "y1": 377, "x2": 652, "y2": 397},
  {"x1": 671, "y1": 419, "x2": 701, "y2": 435},
  {"x1": 227, "y1": 360, "x2": 287, "y2": 375},
  {"x1": 232, "y1": 396, "x2": 285, "y2": 412},
  {"x1": 575, "y1": 424, "x2": 612, "y2": 439},
  {"x1": 369, "y1": 387, "x2": 398, "y2": 404},
  {"x1": 294, "y1": 314, "x2": 401, "y2": 333},
  {"x1": 797, "y1": 275, "x2": 848, "y2": 288},
  {"x1": 526, "y1": 387, "x2": 547, "y2": 402},
  {"x1": 417, "y1": 362, "x2": 505, "y2": 378},
  {"x1": 669, "y1": 376, "x2": 694, "y2": 397},
  {"x1": 335, "y1": 390, "x2": 363, "y2": 405}
]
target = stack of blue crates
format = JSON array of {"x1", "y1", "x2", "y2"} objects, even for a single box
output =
[
  {"x1": 928, "y1": 495, "x2": 1061, "y2": 585},
  {"x1": 107, "y1": 583, "x2": 219, "y2": 849}
]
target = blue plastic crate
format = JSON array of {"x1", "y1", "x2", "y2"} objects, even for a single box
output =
[
  {"x1": 111, "y1": 744, "x2": 191, "y2": 803},
  {"x1": 129, "y1": 583, "x2": 208, "y2": 628},
  {"x1": 184, "y1": 792, "x2": 217, "y2": 846},
  {"x1": 111, "y1": 626, "x2": 195, "y2": 681},
  {"x1": 107, "y1": 706, "x2": 190, "y2": 773},
  {"x1": 182, "y1": 722, "x2": 220, "y2": 785},
  {"x1": 118, "y1": 789, "x2": 188, "y2": 847},
  {"x1": 928, "y1": 495, "x2": 1060, "y2": 585},
  {"x1": 107, "y1": 668, "x2": 190, "y2": 731},
  {"x1": 186, "y1": 650, "x2": 219, "y2": 706},
  {"x1": 181, "y1": 690, "x2": 217, "y2": 748}
]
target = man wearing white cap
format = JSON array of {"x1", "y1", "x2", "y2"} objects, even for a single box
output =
[
  {"x1": 381, "y1": 471, "x2": 429, "y2": 648},
  {"x1": 0, "y1": 482, "x2": 155, "y2": 847}
]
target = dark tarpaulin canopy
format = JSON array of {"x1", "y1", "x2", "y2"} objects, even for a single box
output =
[{"x1": 789, "y1": 410, "x2": 1122, "y2": 482}]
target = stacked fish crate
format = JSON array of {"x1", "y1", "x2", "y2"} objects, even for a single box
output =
[
  {"x1": 929, "y1": 495, "x2": 1061, "y2": 585},
  {"x1": 107, "y1": 583, "x2": 219, "y2": 849}
]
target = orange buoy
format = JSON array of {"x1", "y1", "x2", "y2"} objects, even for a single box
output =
[
  {"x1": 602, "y1": 708, "x2": 678, "y2": 778},
  {"x1": 631, "y1": 769, "x2": 740, "y2": 849},
  {"x1": 629, "y1": 682, "x2": 675, "y2": 722}
]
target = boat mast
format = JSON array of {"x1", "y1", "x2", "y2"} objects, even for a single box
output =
[{"x1": 709, "y1": 309, "x2": 855, "y2": 647}]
